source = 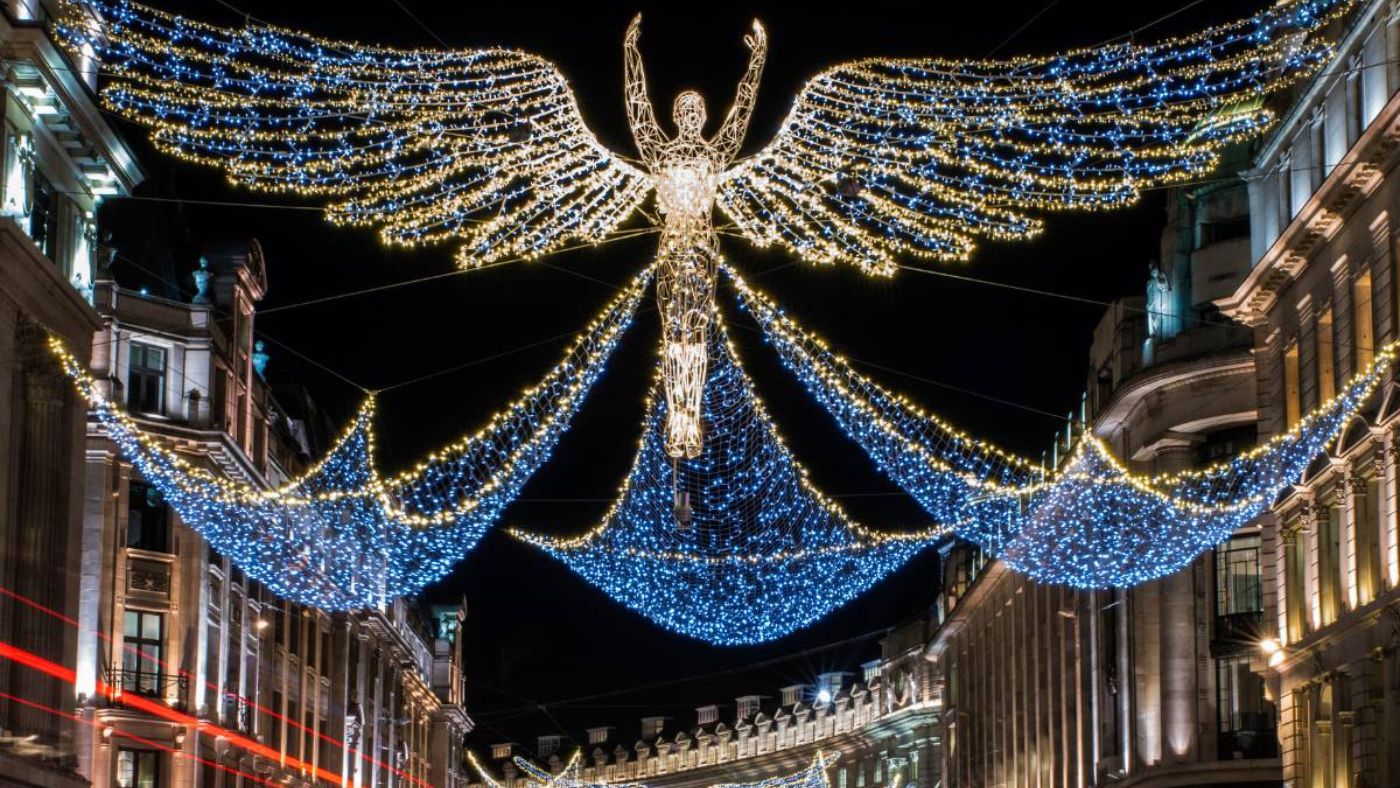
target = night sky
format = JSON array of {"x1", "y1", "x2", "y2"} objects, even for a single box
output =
[{"x1": 99, "y1": 0, "x2": 1265, "y2": 753}]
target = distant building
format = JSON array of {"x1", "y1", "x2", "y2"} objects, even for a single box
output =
[
  {"x1": 469, "y1": 618, "x2": 941, "y2": 788},
  {"x1": 1, "y1": 0, "x2": 140, "y2": 784}
]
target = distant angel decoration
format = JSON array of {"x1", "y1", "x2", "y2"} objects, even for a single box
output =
[{"x1": 58, "y1": 0, "x2": 1347, "y2": 456}]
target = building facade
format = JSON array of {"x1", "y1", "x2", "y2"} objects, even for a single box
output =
[
  {"x1": 925, "y1": 146, "x2": 1275, "y2": 788},
  {"x1": 470, "y1": 618, "x2": 942, "y2": 788},
  {"x1": 1, "y1": 4, "x2": 476, "y2": 786},
  {"x1": 1217, "y1": 0, "x2": 1400, "y2": 785},
  {"x1": 1, "y1": 0, "x2": 140, "y2": 784},
  {"x1": 74, "y1": 240, "x2": 475, "y2": 788}
]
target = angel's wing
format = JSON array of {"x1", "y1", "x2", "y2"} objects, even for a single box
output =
[
  {"x1": 55, "y1": 0, "x2": 650, "y2": 267},
  {"x1": 719, "y1": 0, "x2": 1349, "y2": 275}
]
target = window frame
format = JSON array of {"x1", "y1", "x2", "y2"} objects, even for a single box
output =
[
  {"x1": 125, "y1": 479, "x2": 170, "y2": 553},
  {"x1": 127, "y1": 341, "x2": 168, "y2": 416},
  {"x1": 115, "y1": 747, "x2": 161, "y2": 788},
  {"x1": 121, "y1": 609, "x2": 165, "y2": 696}
]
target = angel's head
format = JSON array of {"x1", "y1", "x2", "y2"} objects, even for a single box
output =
[{"x1": 673, "y1": 91, "x2": 707, "y2": 139}]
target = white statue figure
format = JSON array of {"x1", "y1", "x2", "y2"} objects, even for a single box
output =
[
  {"x1": 58, "y1": 0, "x2": 1344, "y2": 456},
  {"x1": 1146, "y1": 263, "x2": 1169, "y2": 341}
]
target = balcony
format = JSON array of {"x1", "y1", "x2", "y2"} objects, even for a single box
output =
[
  {"x1": 1218, "y1": 715, "x2": 1279, "y2": 760},
  {"x1": 1211, "y1": 611, "x2": 1265, "y2": 656},
  {"x1": 105, "y1": 666, "x2": 189, "y2": 709}
]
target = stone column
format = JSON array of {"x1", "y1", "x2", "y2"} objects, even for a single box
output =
[
  {"x1": 1155, "y1": 444, "x2": 1199, "y2": 764},
  {"x1": 1313, "y1": 718, "x2": 1334, "y2": 788},
  {"x1": 1302, "y1": 503, "x2": 1324, "y2": 633},
  {"x1": 1384, "y1": 434, "x2": 1400, "y2": 589},
  {"x1": 1343, "y1": 472, "x2": 1365, "y2": 611},
  {"x1": 0, "y1": 297, "x2": 18, "y2": 731},
  {"x1": 5, "y1": 324, "x2": 72, "y2": 743}
]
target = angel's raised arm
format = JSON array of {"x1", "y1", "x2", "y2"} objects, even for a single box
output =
[
  {"x1": 712, "y1": 20, "x2": 767, "y2": 161},
  {"x1": 624, "y1": 14, "x2": 666, "y2": 165}
]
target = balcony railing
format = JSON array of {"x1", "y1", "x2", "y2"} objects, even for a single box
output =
[
  {"x1": 106, "y1": 666, "x2": 189, "y2": 707},
  {"x1": 1211, "y1": 611, "x2": 1265, "y2": 655},
  {"x1": 222, "y1": 695, "x2": 253, "y2": 734},
  {"x1": 1218, "y1": 716, "x2": 1279, "y2": 760}
]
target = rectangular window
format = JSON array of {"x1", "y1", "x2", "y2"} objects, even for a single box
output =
[
  {"x1": 126, "y1": 481, "x2": 170, "y2": 553},
  {"x1": 1321, "y1": 504, "x2": 1343, "y2": 625},
  {"x1": 1285, "y1": 524, "x2": 1308, "y2": 643},
  {"x1": 27, "y1": 170, "x2": 59, "y2": 261},
  {"x1": 289, "y1": 608, "x2": 301, "y2": 657},
  {"x1": 1359, "y1": 477, "x2": 1383, "y2": 605},
  {"x1": 306, "y1": 619, "x2": 317, "y2": 667},
  {"x1": 1216, "y1": 655, "x2": 1276, "y2": 759},
  {"x1": 1216, "y1": 535, "x2": 1263, "y2": 615},
  {"x1": 319, "y1": 721, "x2": 333, "y2": 774},
  {"x1": 116, "y1": 748, "x2": 160, "y2": 788},
  {"x1": 1284, "y1": 341, "x2": 1302, "y2": 429},
  {"x1": 1348, "y1": 70, "x2": 1365, "y2": 146},
  {"x1": 287, "y1": 699, "x2": 300, "y2": 759},
  {"x1": 271, "y1": 691, "x2": 283, "y2": 750},
  {"x1": 1317, "y1": 308, "x2": 1336, "y2": 402},
  {"x1": 127, "y1": 343, "x2": 167, "y2": 415},
  {"x1": 1355, "y1": 271, "x2": 1375, "y2": 372},
  {"x1": 304, "y1": 710, "x2": 315, "y2": 767},
  {"x1": 122, "y1": 610, "x2": 164, "y2": 695}
]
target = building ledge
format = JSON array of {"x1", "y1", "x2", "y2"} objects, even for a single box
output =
[
  {"x1": 1094, "y1": 348, "x2": 1256, "y2": 443},
  {"x1": 0, "y1": 748, "x2": 88, "y2": 788},
  {"x1": 0, "y1": 217, "x2": 100, "y2": 340},
  {"x1": 1110, "y1": 757, "x2": 1281, "y2": 788},
  {"x1": 1217, "y1": 88, "x2": 1400, "y2": 325}
]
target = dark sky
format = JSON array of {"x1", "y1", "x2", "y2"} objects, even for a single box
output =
[{"x1": 101, "y1": 0, "x2": 1264, "y2": 752}]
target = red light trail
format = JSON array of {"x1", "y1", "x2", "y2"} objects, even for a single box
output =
[
  {"x1": 0, "y1": 689, "x2": 281, "y2": 787},
  {"x1": 0, "y1": 585, "x2": 430, "y2": 787},
  {"x1": 0, "y1": 638, "x2": 349, "y2": 785}
]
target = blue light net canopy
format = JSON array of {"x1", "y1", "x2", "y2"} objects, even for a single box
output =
[
  {"x1": 732, "y1": 268, "x2": 1395, "y2": 588},
  {"x1": 51, "y1": 272, "x2": 648, "y2": 610},
  {"x1": 53, "y1": 259, "x2": 1395, "y2": 638},
  {"x1": 513, "y1": 321, "x2": 944, "y2": 645}
]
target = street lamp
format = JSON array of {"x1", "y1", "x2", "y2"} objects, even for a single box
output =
[{"x1": 1258, "y1": 637, "x2": 1285, "y2": 668}]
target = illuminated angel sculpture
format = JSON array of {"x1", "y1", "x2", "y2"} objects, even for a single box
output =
[{"x1": 58, "y1": 0, "x2": 1348, "y2": 457}]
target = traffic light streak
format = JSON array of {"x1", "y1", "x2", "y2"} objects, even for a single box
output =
[
  {"x1": 0, "y1": 585, "x2": 427, "y2": 787},
  {"x1": 0, "y1": 689, "x2": 281, "y2": 787}
]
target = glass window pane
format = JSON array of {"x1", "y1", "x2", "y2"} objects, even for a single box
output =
[
  {"x1": 116, "y1": 750, "x2": 135, "y2": 787},
  {"x1": 138, "y1": 751, "x2": 158, "y2": 788},
  {"x1": 142, "y1": 612, "x2": 161, "y2": 641},
  {"x1": 124, "y1": 610, "x2": 139, "y2": 638}
]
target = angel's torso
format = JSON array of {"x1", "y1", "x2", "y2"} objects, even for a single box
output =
[{"x1": 650, "y1": 145, "x2": 723, "y2": 232}]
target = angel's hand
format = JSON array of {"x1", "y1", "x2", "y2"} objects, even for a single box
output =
[
  {"x1": 626, "y1": 14, "x2": 642, "y2": 47},
  {"x1": 744, "y1": 20, "x2": 766, "y2": 53}
]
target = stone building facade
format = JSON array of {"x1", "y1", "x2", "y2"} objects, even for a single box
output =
[
  {"x1": 1216, "y1": 0, "x2": 1400, "y2": 785},
  {"x1": 925, "y1": 149, "x2": 1273, "y2": 788},
  {"x1": 469, "y1": 615, "x2": 943, "y2": 788},
  {"x1": 1, "y1": 0, "x2": 140, "y2": 784},
  {"x1": 0, "y1": 4, "x2": 477, "y2": 786},
  {"x1": 73, "y1": 240, "x2": 475, "y2": 788}
]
